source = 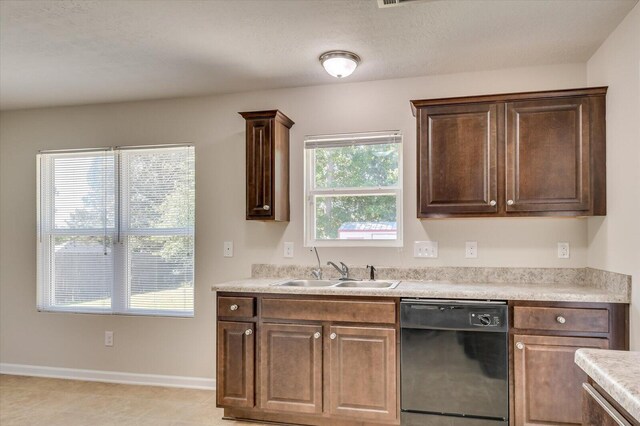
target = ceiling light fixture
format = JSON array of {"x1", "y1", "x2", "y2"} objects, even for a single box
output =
[{"x1": 319, "y1": 50, "x2": 361, "y2": 78}]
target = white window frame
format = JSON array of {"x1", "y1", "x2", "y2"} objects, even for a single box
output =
[
  {"x1": 36, "y1": 144, "x2": 195, "y2": 317},
  {"x1": 37, "y1": 149, "x2": 117, "y2": 315},
  {"x1": 304, "y1": 131, "x2": 403, "y2": 248}
]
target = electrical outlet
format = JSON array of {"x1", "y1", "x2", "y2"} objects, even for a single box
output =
[
  {"x1": 284, "y1": 242, "x2": 294, "y2": 258},
  {"x1": 223, "y1": 241, "x2": 233, "y2": 257},
  {"x1": 465, "y1": 241, "x2": 478, "y2": 258},
  {"x1": 557, "y1": 242, "x2": 570, "y2": 259},
  {"x1": 414, "y1": 241, "x2": 438, "y2": 258},
  {"x1": 104, "y1": 331, "x2": 113, "y2": 347}
]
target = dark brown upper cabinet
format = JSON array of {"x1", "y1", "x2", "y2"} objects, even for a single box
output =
[
  {"x1": 239, "y1": 110, "x2": 294, "y2": 221},
  {"x1": 416, "y1": 103, "x2": 498, "y2": 216},
  {"x1": 411, "y1": 87, "x2": 607, "y2": 218},
  {"x1": 506, "y1": 98, "x2": 590, "y2": 213}
]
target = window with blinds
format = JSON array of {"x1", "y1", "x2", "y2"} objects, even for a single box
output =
[
  {"x1": 304, "y1": 131, "x2": 402, "y2": 247},
  {"x1": 37, "y1": 145, "x2": 195, "y2": 317}
]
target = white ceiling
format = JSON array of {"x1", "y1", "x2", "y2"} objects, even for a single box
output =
[{"x1": 0, "y1": 0, "x2": 636, "y2": 110}]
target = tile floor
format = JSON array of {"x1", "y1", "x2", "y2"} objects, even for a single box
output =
[{"x1": 0, "y1": 374, "x2": 254, "y2": 426}]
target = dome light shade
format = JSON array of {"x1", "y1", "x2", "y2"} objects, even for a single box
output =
[{"x1": 319, "y1": 51, "x2": 360, "y2": 78}]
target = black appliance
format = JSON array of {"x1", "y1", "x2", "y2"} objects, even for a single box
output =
[{"x1": 400, "y1": 299, "x2": 509, "y2": 425}]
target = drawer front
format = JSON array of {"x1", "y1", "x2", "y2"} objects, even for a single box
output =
[
  {"x1": 514, "y1": 306, "x2": 609, "y2": 333},
  {"x1": 261, "y1": 298, "x2": 396, "y2": 324},
  {"x1": 218, "y1": 296, "x2": 255, "y2": 318}
]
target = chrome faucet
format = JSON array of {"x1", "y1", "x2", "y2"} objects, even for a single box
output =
[
  {"x1": 311, "y1": 247, "x2": 323, "y2": 280},
  {"x1": 327, "y1": 261, "x2": 349, "y2": 280}
]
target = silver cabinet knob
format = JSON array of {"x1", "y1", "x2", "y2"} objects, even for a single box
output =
[
  {"x1": 330, "y1": 333, "x2": 337, "y2": 340},
  {"x1": 507, "y1": 199, "x2": 514, "y2": 206},
  {"x1": 313, "y1": 332, "x2": 321, "y2": 339},
  {"x1": 556, "y1": 315, "x2": 566, "y2": 324},
  {"x1": 263, "y1": 205, "x2": 270, "y2": 211},
  {"x1": 489, "y1": 200, "x2": 497, "y2": 206},
  {"x1": 516, "y1": 342, "x2": 524, "y2": 350},
  {"x1": 245, "y1": 329, "x2": 253, "y2": 336},
  {"x1": 229, "y1": 304, "x2": 239, "y2": 311}
]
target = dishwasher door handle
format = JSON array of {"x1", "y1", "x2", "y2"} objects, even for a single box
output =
[{"x1": 407, "y1": 305, "x2": 464, "y2": 310}]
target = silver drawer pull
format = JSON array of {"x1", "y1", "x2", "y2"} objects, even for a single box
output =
[
  {"x1": 263, "y1": 205, "x2": 270, "y2": 211},
  {"x1": 314, "y1": 332, "x2": 321, "y2": 339},
  {"x1": 516, "y1": 342, "x2": 524, "y2": 350},
  {"x1": 507, "y1": 199, "x2": 515, "y2": 206},
  {"x1": 556, "y1": 315, "x2": 566, "y2": 324},
  {"x1": 229, "y1": 304, "x2": 239, "y2": 311},
  {"x1": 330, "y1": 333, "x2": 337, "y2": 340},
  {"x1": 489, "y1": 200, "x2": 497, "y2": 206},
  {"x1": 583, "y1": 383, "x2": 631, "y2": 426},
  {"x1": 245, "y1": 329, "x2": 253, "y2": 336}
]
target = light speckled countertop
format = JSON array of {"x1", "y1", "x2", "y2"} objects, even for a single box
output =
[
  {"x1": 211, "y1": 278, "x2": 630, "y2": 303},
  {"x1": 575, "y1": 349, "x2": 640, "y2": 421}
]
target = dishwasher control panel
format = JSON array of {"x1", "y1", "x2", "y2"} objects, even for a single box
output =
[
  {"x1": 470, "y1": 312, "x2": 502, "y2": 327},
  {"x1": 400, "y1": 300, "x2": 508, "y2": 332}
]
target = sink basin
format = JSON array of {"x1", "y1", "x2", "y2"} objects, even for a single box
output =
[
  {"x1": 273, "y1": 279, "x2": 339, "y2": 287},
  {"x1": 271, "y1": 279, "x2": 401, "y2": 289},
  {"x1": 334, "y1": 280, "x2": 401, "y2": 289}
]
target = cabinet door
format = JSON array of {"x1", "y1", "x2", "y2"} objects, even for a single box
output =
[
  {"x1": 246, "y1": 118, "x2": 273, "y2": 219},
  {"x1": 217, "y1": 321, "x2": 255, "y2": 408},
  {"x1": 417, "y1": 103, "x2": 498, "y2": 216},
  {"x1": 259, "y1": 323, "x2": 323, "y2": 414},
  {"x1": 328, "y1": 326, "x2": 397, "y2": 422},
  {"x1": 506, "y1": 97, "x2": 590, "y2": 213},
  {"x1": 513, "y1": 334, "x2": 608, "y2": 425}
]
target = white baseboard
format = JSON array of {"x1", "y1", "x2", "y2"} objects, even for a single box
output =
[{"x1": 0, "y1": 363, "x2": 215, "y2": 390}]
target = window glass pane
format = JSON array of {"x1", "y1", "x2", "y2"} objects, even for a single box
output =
[
  {"x1": 53, "y1": 154, "x2": 115, "y2": 230},
  {"x1": 313, "y1": 143, "x2": 399, "y2": 189},
  {"x1": 38, "y1": 145, "x2": 195, "y2": 316},
  {"x1": 51, "y1": 235, "x2": 113, "y2": 308},
  {"x1": 125, "y1": 149, "x2": 195, "y2": 230},
  {"x1": 314, "y1": 195, "x2": 397, "y2": 240},
  {"x1": 127, "y1": 235, "x2": 194, "y2": 313}
]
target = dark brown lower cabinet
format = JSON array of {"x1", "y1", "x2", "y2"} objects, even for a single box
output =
[
  {"x1": 217, "y1": 294, "x2": 628, "y2": 426},
  {"x1": 216, "y1": 321, "x2": 255, "y2": 408},
  {"x1": 328, "y1": 326, "x2": 397, "y2": 422},
  {"x1": 513, "y1": 334, "x2": 608, "y2": 425},
  {"x1": 259, "y1": 323, "x2": 323, "y2": 414}
]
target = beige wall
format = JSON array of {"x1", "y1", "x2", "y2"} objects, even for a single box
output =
[
  {"x1": 0, "y1": 63, "x2": 592, "y2": 379},
  {"x1": 586, "y1": 3, "x2": 640, "y2": 350}
]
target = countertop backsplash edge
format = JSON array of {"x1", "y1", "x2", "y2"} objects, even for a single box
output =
[{"x1": 246, "y1": 264, "x2": 631, "y2": 302}]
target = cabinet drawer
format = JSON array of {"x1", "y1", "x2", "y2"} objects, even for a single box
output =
[
  {"x1": 514, "y1": 306, "x2": 609, "y2": 333},
  {"x1": 218, "y1": 296, "x2": 255, "y2": 318},
  {"x1": 261, "y1": 298, "x2": 396, "y2": 324}
]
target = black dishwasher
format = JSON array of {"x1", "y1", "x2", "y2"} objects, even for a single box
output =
[{"x1": 400, "y1": 299, "x2": 509, "y2": 425}]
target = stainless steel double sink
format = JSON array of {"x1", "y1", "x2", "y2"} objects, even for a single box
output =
[{"x1": 271, "y1": 279, "x2": 401, "y2": 289}]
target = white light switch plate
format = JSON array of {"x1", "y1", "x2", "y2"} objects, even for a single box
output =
[
  {"x1": 284, "y1": 242, "x2": 294, "y2": 258},
  {"x1": 104, "y1": 331, "x2": 113, "y2": 347},
  {"x1": 465, "y1": 241, "x2": 478, "y2": 258},
  {"x1": 223, "y1": 241, "x2": 233, "y2": 257},
  {"x1": 557, "y1": 242, "x2": 570, "y2": 259},
  {"x1": 414, "y1": 241, "x2": 438, "y2": 258}
]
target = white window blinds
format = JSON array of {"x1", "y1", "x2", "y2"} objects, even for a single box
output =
[{"x1": 37, "y1": 145, "x2": 195, "y2": 316}]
